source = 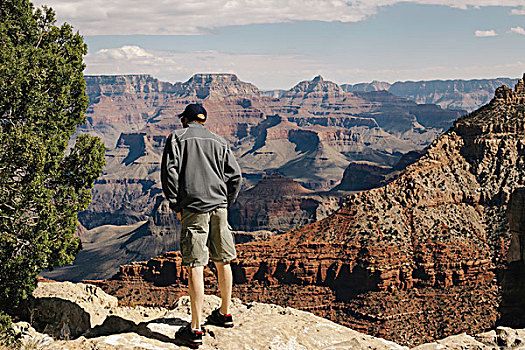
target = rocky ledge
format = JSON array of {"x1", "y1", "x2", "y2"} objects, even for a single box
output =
[
  {"x1": 14, "y1": 281, "x2": 407, "y2": 350},
  {"x1": 11, "y1": 281, "x2": 525, "y2": 350}
]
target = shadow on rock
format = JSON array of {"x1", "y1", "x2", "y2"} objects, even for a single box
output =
[
  {"x1": 498, "y1": 188, "x2": 525, "y2": 328},
  {"x1": 85, "y1": 315, "x2": 188, "y2": 343},
  {"x1": 24, "y1": 297, "x2": 91, "y2": 339},
  {"x1": 24, "y1": 295, "x2": 191, "y2": 346}
]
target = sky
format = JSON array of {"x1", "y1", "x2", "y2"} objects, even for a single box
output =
[{"x1": 32, "y1": 0, "x2": 525, "y2": 90}]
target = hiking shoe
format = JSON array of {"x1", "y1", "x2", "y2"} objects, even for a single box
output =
[
  {"x1": 175, "y1": 324, "x2": 203, "y2": 348},
  {"x1": 206, "y1": 308, "x2": 234, "y2": 328}
]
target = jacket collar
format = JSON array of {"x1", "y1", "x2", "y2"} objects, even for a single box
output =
[{"x1": 187, "y1": 122, "x2": 205, "y2": 128}]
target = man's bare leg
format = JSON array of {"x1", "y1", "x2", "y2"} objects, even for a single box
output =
[
  {"x1": 187, "y1": 266, "x2": 204, "y2": 330},
  {"x1": 214, "y1": 261, "x2": 233, "y2": 314}
]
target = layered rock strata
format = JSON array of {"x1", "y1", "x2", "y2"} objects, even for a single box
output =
[
  {"x1": 342, "y1": 77, "x2": 519, "y2": 112},
  {"x1": 229, "y1": 173, "x2": 341, "y2": 232},
  {"x1": 43, "y1": 197, "x2": 180, "y2": 282},
  {"x1": 92, "y1": 75, "x2": 525, "y2": 346},
  {"x1": 333, "y1": 149, "x2": 425, "y2": 191},
  {"x1": 79, "y1": 73, "x2": 463, "y2": 229}
]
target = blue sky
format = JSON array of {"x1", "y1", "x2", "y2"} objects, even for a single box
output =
[{"x1": 33, "y1": 1, "x2": 525, "y2": 89}]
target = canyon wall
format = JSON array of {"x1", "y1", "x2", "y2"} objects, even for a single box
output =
[
  {"x1": 79, "y1": 73, "x2": 462, "y2": 230},
  {"x1": 91, "y1": 75, "x2": 525, "y2": 346},
  {"x1": 342, "y1": 77, "x2": 519, "y2": 112}
]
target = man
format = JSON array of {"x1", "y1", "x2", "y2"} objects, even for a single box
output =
[{"x1": 161, "y1": 103, "x2": 242, "y2": 348}]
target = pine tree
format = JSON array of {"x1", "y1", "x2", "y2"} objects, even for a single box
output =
[{"x1": 0, "y1": 0, "x2": 105, "y2": 341}]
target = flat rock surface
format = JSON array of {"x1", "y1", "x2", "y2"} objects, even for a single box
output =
[{"x1": 18, "y1": 282, "x2": 407, "y2": 350}]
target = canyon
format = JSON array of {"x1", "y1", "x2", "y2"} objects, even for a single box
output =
[
  {"x1": 78, "y1": 73, "x2": 463, "y2": 230},
  {"x1": 89, "y1": 75, "x2": 525, "y2": 346},
  {"x1": 79, "y1": 75, "x2": 517, "y2": 232},
  {"x1": 45, "y1": 73, "x2": 517, "y2": 284}
]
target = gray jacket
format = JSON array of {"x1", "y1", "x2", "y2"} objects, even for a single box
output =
[{"x1": 161, "y1": 122, "x2": 242, "y2": 213}]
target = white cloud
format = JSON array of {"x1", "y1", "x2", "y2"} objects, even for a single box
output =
[
  {"x1": 84, "y1": 45, "x2": 525, "y2": 89},
  {"x1": 510, "y1": 26, "x2": 525, "y2": 35},
  {"x1": 510, "y1": 6, "x2": 525, "y2": 14},
  {"x1": 31, "y1": 0, "x2": 525, "y2": 35},
  {"x1": 474, "y1": 29, "x2": 498, "y2": 37},
  {"x1": 96, "y1": 46, "x2": 153, "y2": 60}
]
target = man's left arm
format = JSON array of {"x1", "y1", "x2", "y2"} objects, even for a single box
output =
[{"x1": 223, "y1": 146, "x2": 242, "y2": 206}]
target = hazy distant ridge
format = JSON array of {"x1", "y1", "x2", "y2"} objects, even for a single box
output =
[{"x1": 339, "y1": 77, "x2": 519, "y2": 112}]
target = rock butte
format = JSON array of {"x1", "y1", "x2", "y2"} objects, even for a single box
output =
[
  {"x1": 229, "y1": 173, "x2": 341, "y2": 232},
  {"x1": 89, "y1": 75, "x2": 525, "y2": 346}
]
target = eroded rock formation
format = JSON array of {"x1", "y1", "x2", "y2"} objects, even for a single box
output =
[
  {"x1": 79, "y1": 73, "x2": 463, "y2": 230},
  {"x1": 43, "y1": 197, "x2": 181, "y2": 282},
  {"x1": 229, "y1": 173, "x2": 341, "y2": 232},
  {"x1": 333, "y1": 149, "x2": 425, "y2": 191},
  {"x1": 92, "y1": 75, "x2": 525, "y2": 346}
]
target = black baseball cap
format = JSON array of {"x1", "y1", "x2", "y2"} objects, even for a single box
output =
[{"x1": 178, "y1": 103, "x2": 207, "y2": 122}]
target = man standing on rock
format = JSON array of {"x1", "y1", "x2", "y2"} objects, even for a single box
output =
[{"x1": 161, "y1": 103, "x2": 242, "y2": 348}]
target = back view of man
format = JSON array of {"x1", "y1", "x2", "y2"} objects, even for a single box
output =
[{"x1": 161, "y1": 103, "x2": 242, "y2": 348}]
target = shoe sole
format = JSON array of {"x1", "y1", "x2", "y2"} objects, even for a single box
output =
[
  {"x1": 206, "y1": 320, "x2": 234, "y2": 328},
  {"x1": 175, "y1": 338, "x2": 202, "y2": 349}
]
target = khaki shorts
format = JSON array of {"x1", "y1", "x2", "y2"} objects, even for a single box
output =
[{"x1": 180, "y1": 207, "x2": 237, "y2": 267}]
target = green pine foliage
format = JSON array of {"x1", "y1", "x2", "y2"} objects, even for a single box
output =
[
  {"x1": 0, "y1": 313, "x2": 18, "y2": 348},
  {"x1": 0, "y1": 0, "x2": 106, "y2": 340}
]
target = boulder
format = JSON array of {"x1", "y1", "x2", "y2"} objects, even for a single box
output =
[{"x1": 29, "y1": 281, "x2": 119, "y2": 338}]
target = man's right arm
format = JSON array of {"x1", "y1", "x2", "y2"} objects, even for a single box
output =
[{"x1": 161, "y1": 133, "x2": 181, "y2": 212}]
